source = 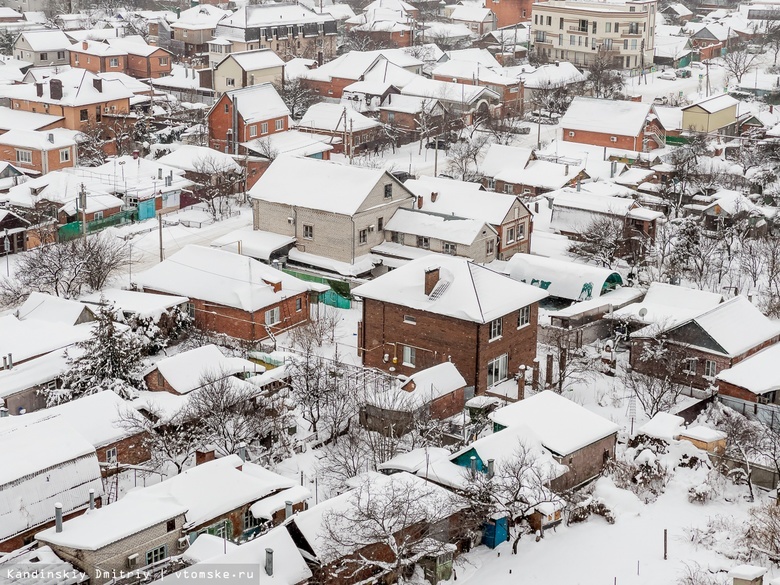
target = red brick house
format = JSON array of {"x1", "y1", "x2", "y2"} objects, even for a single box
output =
[
  {"x1": 716, "y1": 343, "x2": 780, "y2": 408},
  {"x1": 630, "y1": 295, "x2": 780, "y2": 390},
  {"x1": 491, "y1": 0, "x2": 533, "y2": 27},
  {"x1": 360, "y1": 361, "x2": 467, "y2": 434},
  {"x1": 69, "y1": 40, "x2": 127, "y2": 74},
  {"x1": 560, "y1": 97, "x2": 664, "y2": 152},
  {"x1": 208, "y1": 83, "x2": 291, "y2": 155},
  {"x1": 136, "y1": 244, "x2": 325, "y2": 341},
  {"x1": 378, "y1": 94, "x2": 446, "y2": 143},
  {"x1": 0, "y1": 128, "x2": 78, "y2": 175},
  {"x1": 299, "y1": 102, "x2": 382, "y2": 156},
  {"x1": 107, "y1": 37, "x2": 174, "y2": 79},
  {"x1": 353, "y1": 255, "x2": 548, "y2": 395}
]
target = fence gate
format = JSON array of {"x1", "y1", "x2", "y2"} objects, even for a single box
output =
[{"x1": 283, "y1": 269, "x2": 351, "y2": 309}]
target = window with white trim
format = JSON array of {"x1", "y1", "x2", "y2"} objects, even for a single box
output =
[
  {"x1": 404, "y1": 315, "x2": 416, "y2": 324},
  {"x1": 106, "y1": 446, "x2": 117, "y2": 463},
  {"x1": 59, "y1": 148, "x2": 70, "y2": 163},
  {"x1": 489, "y1": 317, "x2": 503, "y2": 340},
  {"x1": 261, "y1": 122, "x2": 269, "y2": 134},
  {"x1": 704, "y1": 359, "x2": 717, "y2": 378},
  {"x1": 303, "y1": 224, "x2": 313, "y2": 239},
  {"x1": 486, "y1": 239, "x2": 495, "y2": 255},
  {"x1": 416, "y1": 236, "x2": 429, "y2": 249},
  {"x1": 15, "y1": 149, "x2": 31, "y2": 164},
  {"x1": 683, "y1": 358, "x2": 697, "y2": 375},
  {"x1": 109, "y1": 57, "x2": 119, "y2": 67},
  {"x1": 249, "y1": 125, "x2": 257, "y2": 137},
  {"x1": 443, "y1": 242, "x2": 456, "y2": 255},
  {"x1": 402, "y1": 345, "x2": 416, "y2": 367},
  {"x1": 146, "y1": 545, "x2": 168, "y2": 566},
  {"x1": 226, "y1": 77, "x2": 236, "y2": 87},
  {"x1": 265, "y1": 306, "x2": 280, "y2": 325},
  {"x1": 487, "y1": 354, "x2": 508, "y2": 386},
  {"x1": 518, "y1": 306, "x2": 530, "y2": 327},
  {"x1": 275, "y1": 119, "x2": 284, "y2": 131},
  {"x1": 506, "y1": 226, "x2": 515, "y2": 243}
]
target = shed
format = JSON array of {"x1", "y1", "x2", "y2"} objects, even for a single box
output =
[
  {"x1": 681, "y1": 94, "x2": 739, "y2": 134},
  {"x1": 677, "y1": 425, "x2": 726, "y2": 454}
]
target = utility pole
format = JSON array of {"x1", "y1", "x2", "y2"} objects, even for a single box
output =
[
  {"x1": 79, "y1": 183, "x2": 87, "y2": 241},
  {"x1": 158, "y1": 211, "x2": 164, "y2": 262},
  {"x1": 3, "y1": 229, "x2": 9, "y2": 277}
]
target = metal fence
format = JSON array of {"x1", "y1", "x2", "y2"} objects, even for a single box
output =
[
  {"x1": 58, "y1": 210, "x2": 137, "y2": 241},
  {"x1": 282, "y1": 269, "x2": 352, "y2": 309}
]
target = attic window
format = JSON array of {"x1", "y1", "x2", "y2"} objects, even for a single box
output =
[
  {"x1": 166, "y1": 519, "x2": 176, "y2": 532},
  {"x1": 404, "y1": 315, "x2": 416, "y2": 325}
]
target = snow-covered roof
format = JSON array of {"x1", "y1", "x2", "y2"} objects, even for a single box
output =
[
  {"x1": 352, "y1": 254, "x2": 548, "y2": 323},
  {"x1": 716, "y1": 343, "x2": 780, "y2": 395},
  {"x1": 680, "y1": 295, "x2": 780, "y2": 357},
  {"x1": 182, "y1": 534, "x2": 239, "y2": 564},
  {"x1": 450, "y1": 5, "x2": 494, "y2": 21},
  {"x1": 636, "y1": 412, "x2": 685, "y2": 441},
  {"x1": 0, "y1": 314, "x2": 93, "y2": 364},
  {"x1": 505, "y1": 253, "x2": 622, "y2": 302},
  {"x1": 172, "y1": 4, "x2": 230, "y2": 29},
  {"x1": 221, "y1": 48, "x2": 285, "y2": 72},
  {"x1": 488, "y1": 390, "x2": 620, "y2": 455},
  {"x1": 0, "y1": 390, "x2": 142, "y2": 448},
  {"x1": 152, "y1": 344, "x2": 262, "y2": 394},
  {"x1": 137, "y1": 244, "x2": 317, "y2": 313},
  {"x1": 249, "y1": 156, "x2": 410, "y2": 215},
  {"x1": 107, "y1": 36, "x2": 169, "y2": 57},
  {"x1": 17, "y1": 291, "x2": 92, "y2": 325},
  {"x1": 0, "y1": 348, "x2": 73, "y2": 400},
  {"x1": 728, "y1": 565, "x2": 767, "y2": 581},
  {"x1": 385, "y1": 207, "x2": 496, "y2": 245},
  {"x1": 560, "y1": 97, "x2": 652, "y2": 137},
  {"x1": 0, "y1": 105, "x2": 63, "y2": 132},
  {"x1": 682, "y1": 93, "x2": 739, "y2": 114},
  {"x1": 249, "y1": 484, "x2": 311, "y2": 520},
  {"x1": 17, "y1": 29, "x2": 70, "y2": 51},
  {"x1": 1, "y1": 421, "x2": 103, "y2": 543},
  {"x1": 481, "y1": 144, "x2": 534, "y2": 178},
  {"x1": 405, "y1": 176, "x2": 518, "y2": 226},
  {"x1": 611, "y1": 282, "x2": 722, "y2": 327},
  {"x1": 664, "y1": 3, "x2": 692, "y2": 16},
  {"x1": 2, "y1": 68, "x2": 133, "y2": 107},
  {"x1": 379, "y1": 93, "x2": 441, "y2": 114},
  {"x1": 59, "y1": 193, "x2": 124, "y2": 216},
  {"x1": 301, "y1": 49, "x2": 421, "y2": 83},
  {"x1": 210, "y1": 227, "x2": 296, "y2": 262},
  {"x1": 433, "y1": 59, "x2": 516, "y2": 86},
  {"x1": 515, "y1": 61, "x2": 585, "y2": 88},
  {"x1": 377, "y1": 446, "x2": 451, "y2": 473},
  {"x1": 679, "y1": 425, "x2": 726, "y2": 443},
  {"x1": 0, "y1": 545, "x2": 87, "y2": 585},
  {"x1": 497, "y1": 159, "x2": 585, "y2": 190},
  {"x1": 0, "y1": 128, "x2": 77, "y2": 150},
  {"x1": 155, "y1": 144, "x2": 242, "y2": 174},
  {"x1": 654, "y1": 34, "x2": 692, "y2": 59},
  {"x1": 217, "y1": 2, "x2": 334, "y2": 32},
  {"x1": 69, "y1": 39, "x2": 126, "y2": 57},
  {"x1": 81, "y1": 289, "x2": 187, "y2": 320},
  {"x1": 299, "y1": 102, "x2": 381, "y2": 132},
  {"x1": 400, "y1": 76, "x2": 499, "y2": 104},
  {"x1": 242, "y1": 129, "x2": 334, "y2": 158},
  {"x1": 653, "y1": 106, "x2": 683, "y2": 132}
]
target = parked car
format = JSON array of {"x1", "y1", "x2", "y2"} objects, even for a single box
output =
[
  {"x1": 517, "y1": 126, "x2": 531, "y2": 135},
  {"x1": 653, "y1": 95, "x2": 669, "y2": 105},
  {"x1": 658, "y1": 70, "x2": 677, "y2": 80},
  {"x1": 426, "y1": 139, "x2": 449, "y2": 150},
  {"x1": 690, "y1": 61, "x2": 704, "y2": 69},
  {"x1": 747, "y1": 44, "x2": 763, "y2": 54},
  {"x1": 676, "y1": 69, "x2": 691, "y2": 78}
]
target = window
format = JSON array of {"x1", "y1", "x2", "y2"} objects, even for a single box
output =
[
  {"x1": 160, "y1": 57, "x2": 168, "y2": 66},
  {"x1": 402, "y1": 345, "x2": 416, "y2": 367},
  {"x1": 614, "y1": 22, "x2": 619, "y2": 32},
  {"x1": 605, "y1": 22, "x2": 612, "y2": 33},
  {"x1": 295, "y1": 297, "x2": 302, "y2": 312},
  {"x1": 261, "y1": 122, "x2": 268, "y2": 134},
  {"x1": 244, "y1": 509, "x2": 263, "y2": 532},
  {"x1": 265, "y1": 307, "x2": 281, "y2": 325},
  {"x1": 166, "y1": 519, "x2": 176, "y2": 532},
  {"x1": 391, "y1": 231, "x2": 404, "y2": 244},
  {"x1": 517, "y1": 223, "x2": 526, "y2": 240},
  {"x1": 59, "y1": 148, "x2": 70, "y2": 163},
  {"x1": 704, "y1": 360, "x2": 717, "y2": 378},
  {"x1": 79, "y1": 109, "x2": 88, "y2": 122},
  {"x1": 558, "y1": 33, "x2": 563, "y2": 45},
  {"x1": 592, "y1": 20, "x2": 597, "y2": 33},
  {"x1": 146, "y1": 545, "x2": 168, "y2": 566},
  {"x1": 630, "y1": 39, "x2": 638, "y2": 50},
  {"x1": 186, "y1": 302, "x2": 195, "y2": 318},
  {"x1": 106, "y1": 447, "x2": 117, "y2": 463},
  {"x1": 15, "y1": 149, "x2": 31, "y2": 164},
  {"x1": 503, "y1": 183, "x2": 512, "y2": 194},
  {"x1": 443, "y1": 241, "x2": 457, "y2": 255},
  {"x1": 94, "y1": 211, "x2": 103, "y2": 220},
  {"x1": 377, "y1": 217, "x2": 384, "y2": 231},
  {"x1": 546, "y1": 15, "x2": 551, "y2": 25},
  {"x1": 417, "y1": 236, "x2": 430, "y2": 249},
  {"x1": 489, "y1": 317, "x2": 503, "y2": 340},
  {"x1": 384, "y1": 183, "x2": 392, "y2": 198},
  {"x1": 275, "y1": 119, "x2": 284, "y2": 131},
  {"x1": 518, "y1": 306, "x2": 530, "y2": 328},
  {"x1": 109, "y1": 57, "x2": 119, "y2": 67},
  {"x1": 404, "y1": 315, "x2": 417, "y2": 324},
  {"x1": 623, "y1": 39, "x2": 628, "y2": 50},
  {"x1": 226, "y1": 77, "x2": 236, "y2": 87},
  {"x1": 40, "y1": 52, "x2": 47, "y2": 60},
  {"x1": 487, "y1": 177, "x2": 495, "y2": 190},
  {"x1": 506, "y1": 226, "x2": 515, "y2": 243},
  {"x1": 358, "y1": 228, "x2": 368, "y2": 245},
  {"x1": 487, "y1": 354, "x2": 508, "y2": 387},
  {"x1": 57, "y1": 51, "x2": 65, "y2": 59},
  {"x1": 629, "y1": 22, "x2": 639, "y2": 34},
  {"x1": 249, "y1": 125, "x2": 257, "y2": 138},
  {"x1": 486, "y1": 239, "x2": 495, "y2": 255},
  {"x1": 683, "y1": 358, "x2": 697, "y2": 375},
  {"x1": 570, "y1": 34, "x2": 575, "y2": 45},
  {"x1": 578, "y1": 19, "x2": 588, "y2": 32},
  {"x1": 387, "y1": 111, "x2": 395, "y2": 124},
  {"x1": 559, "y1": 17, "x2": 564, "y2": 29},
  {"x1": 303, "y1": 224, "x2": 313, "y2": 239}
]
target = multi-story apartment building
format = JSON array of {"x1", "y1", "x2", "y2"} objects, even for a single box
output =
[{"x1": 529, "y1": 0, "x2": 656, "y2": 69}]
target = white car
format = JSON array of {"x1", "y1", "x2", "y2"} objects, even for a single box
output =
[{"x1": 658, "y1": 70, "x2": 677, "y2": 80}]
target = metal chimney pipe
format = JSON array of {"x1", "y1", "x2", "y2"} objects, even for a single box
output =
[
  {"x1": 487, "y1": 458, "x2": 495, "y2": 479},
  {"x1": 55, "y1": 503, "x2": 63, "y2": 532},
  {"x1": 470, "y1": 455, "x2": 477, "y2": 474},
  {"x1": 237, "y1": 442, "x2": 247, "y2": 462},
  {"x1": 7, "y1": 353, "x2": 12, "y2": 369},
  {"x1": 264, "y1": 548, "x2": 274, "y2": 576},
  {"x1": 89, "y1": 489, "x2": 95, "y2": 510},
  {"x1": 285, "y1": 500, "x2": 293, "y2": 519}
]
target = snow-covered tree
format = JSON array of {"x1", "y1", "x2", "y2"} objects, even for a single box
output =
[
  {"x1": 273, "y1": 77, "x2": 317, "y2": 120},
  {"x1": 568, "y1": 216, "x2": 625, "y2": 268},
  {"x1": 54, "y1": 300, "x2": 146, "y2": 405}
]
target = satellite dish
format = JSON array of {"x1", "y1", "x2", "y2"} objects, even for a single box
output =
[{"x1": 638, "y1": 307, "x2": 648, "y2": 318}]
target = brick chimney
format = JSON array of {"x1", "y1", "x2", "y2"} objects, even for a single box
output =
[
  {"x1": 262, "y1": 278, "x2": 282, "y2": 293},
  {"x1": 424, "y1": 267, "x2": 440, "y2": 296},
  {"x1": 49, "y1": 78, "x2": 63, "y2": 101},
  {"x1": 195, "y1": 448, "x2": 216, "y2": 466},
  {"x1": 416, "y1": 195, "x2": 423, "y2": 209},
  {"x1": 92, "y1": 77, "x2": 102, "y2": 93},
  {"x1": 431, "y1": 191, "x2": 438, "y2": 202},
  {"x1": 82, "y1": 41, "x2": 88, "y2": 50}
]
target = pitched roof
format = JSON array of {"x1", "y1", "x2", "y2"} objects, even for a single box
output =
[
  {"x1": 222, "y1": 48, "x2": 285, "y2": 72},
  {"x1": 400, "y1": 76, "x2": 499, "y2": 104},
  {"x1": 17, "y1": 29, "x2": 70, "y2": 51},
  {"x1": 3, "y1": 68, "x2": 133, "y2": 107},
  {"x1": 352, "y1": 254, "x2": 548, "y2": 323},
  {"x1": 299, "y1": 101, "x2": 381, "y2": 132},
  {"x1": 716, "y1": 343, "x2": 780, "y2": 395},
  {"x1": 136, "y1": 244, "x2": 317, "y2": 312},
  {"x1": 385, "y1": 207, "x2": 496, "y2": 245},
  {"x1": 560, "y1": 96, "x2": 652, "y2": 137},
  {"x1": 220, "y1": 82, "x2": 291, "y2": 123},
  {"x1": 682, "y1": 93, "x2": 739, "y2": 114}
]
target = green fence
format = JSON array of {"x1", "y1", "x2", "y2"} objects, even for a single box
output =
[
  {"x1": 283, "y1": 269, "x2": 352, "y2": 309},
  {"x1": 58, "y1": 210, "x2": 137, "y2": 241}
]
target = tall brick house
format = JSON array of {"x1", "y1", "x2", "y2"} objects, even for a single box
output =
[
  {"x1": 136, "y1": 244, "x2": 326, "y2": 341},
  {"x1": 491, "y1": 0, "x2": 534, "y2": 27},
  {"x1": 208, "y1": 83, "x2": 291, "y2": 154},
  {"x1": 559, "y1": 97, "x2": 664, "y2": 151},
  {"x1": 353, "y1": 255, "x2": 548, "y2": 395},
  {"x1": 630, "y1": 296, "x2": 780, "y2": 390}
]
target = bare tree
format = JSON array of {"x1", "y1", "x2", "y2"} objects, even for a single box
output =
[
  {"x1": 191, "y1": 156, "x2": 244, "y2": 220},
  {"x1": 568, "y1": 215, "x2": 625, "y2": 268},
  {"x1": 764, "y1": 17, "x2": 780, "y2": 65},
  {"x1": 320, "y1": 473, "x2": 465, "y2": 582},
  {"x1": 446, "y1": 134, "x2": 488, "y2": 181},
  {"x1": 0, "y1": 234, "x2": 128, "y2": 307},
  {"x1": 273, "y1": 77, "x2": 317, "y2": 120},
  {"x1": 622, "y1": 369, "x2": 686, "y2": 418},
  {"x1": 722, "y1": 48, "x2": 759, "y2": 83},
  {"x1": 587, "y1": 48, "x2": 625, "y2": 98}
]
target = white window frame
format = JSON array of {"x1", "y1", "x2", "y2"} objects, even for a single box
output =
[
  {"x1": 94, "y1": 210, "x2": 104, "y2": 220},
  {"x1": 15, "y1": 149, "x2": 32, "y2": 164},
  {"x1": 106, "y1": 446, "x2": 118, "y2": 463},
  {"x1": 109, "y1": 57, "x2": 119, "y2": 68},
  {"x1": 402, "y1": 345, "x2": 416, "y2": 367},
  {"x1": 486, "y1": 239, "x2": 495, "y2": 255},
  {"x1": 489, "y1": 317, "x2": 503, "y2": 340},
  {"x1": 265, "y1": 306, "x2": 281, "y2": 325},
  {"x1": 302, "y1": 224, "x2": 313, "y2": 239},
  {"x1": 59, "y1": 148, "x2": 70, "y2": 163},
  {"x1": 506, "y1": 226, "x2": 515, "y2": 243},
  {"x1": 487, "y1": 354, "x2": 509, "y2": 387},
  {"x1": 443, "y1": 241, "x2": 457, "y2": 255},
  {"x1": 249, "y1": 125, "x2": 257, "y2": 138},
  {"x1": 518, "y1": 306, "x2": 530, "y2": 328},
  {"x1": 404, "y1": 315, "x2": 417, "y2": 325},
  {"x1": 226, "y1": 77, "x2": 236, "y2": 87},
  {"x1": 261, "y1": 122, "x2": 269, "y2": 135},
  {"x1": 683, "y1": 358, "x2": 697, "y2": 375},
  {"x1": 275, "y1": 119, "x2": 284, "y2": 131},
  {"x1": 704, "y1": 359, "x2": 717, "y2": 378}
]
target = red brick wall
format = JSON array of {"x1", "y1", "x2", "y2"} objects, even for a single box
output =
[
  {"x1": 360, "y1": 299, "x2": 539, "y2": 394},
  {"x1": 303, "y1": 76, "x2": 357, "y2": 100},
  {"x1": 429, "y1": 386, "x2": 465, "y2": 419},
  {"x1": 562, "y1": 128, "x2": 640, "y2": 150},
  {"x1": 492, "y1": 0, "x2": 534, "y2": 27},
  {"x1": 209, "y1": 92, "x2": 289, "y2": 153},
  {"x1": 97, "y1": 433, "x2": 152, "y2": 471},
  {"x1": 717, "y1": 379, "x2": 759, "y2": 403},
  {"x1": 550, "y1": 433, "x2": 616, "y2": 492}
]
